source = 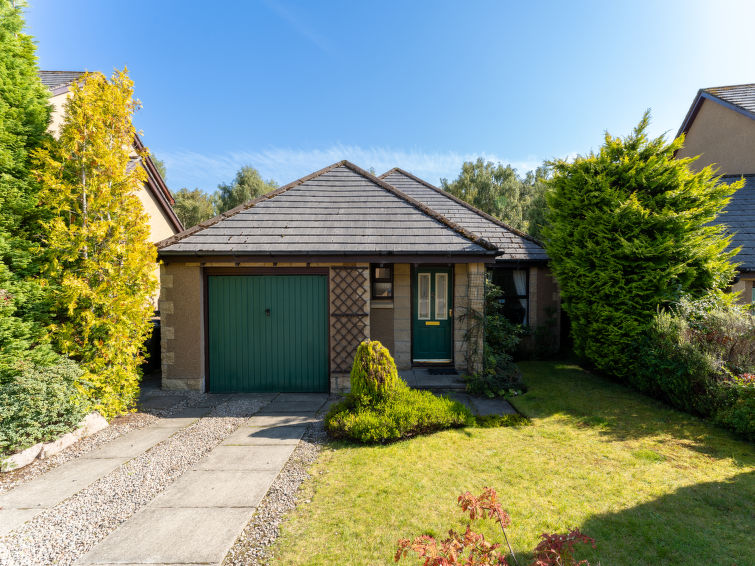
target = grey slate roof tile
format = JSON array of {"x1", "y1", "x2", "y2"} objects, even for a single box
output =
[
  {"x1": 38, "y1": 71, "x2": 84, "y2": 90},
  {"x1": 158, "y1": 162, "x2": 497, "y2": 258},
  {"x1": 714, "y1": 175, "x2": 755, "y2": 272},
  {"x1": 380, "y1": 169, "x2": 549, "y2": 262},
  {"x1": 704, "y1": 84, "x2": 755, "y2": 115}
]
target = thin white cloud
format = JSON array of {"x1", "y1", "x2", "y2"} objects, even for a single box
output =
[
  {"x1": 262, "y1": 0, "x2": 334, "y2": 55},
  {"x1": 158, "y1": 144, "x2": 543, "y2": 192}
]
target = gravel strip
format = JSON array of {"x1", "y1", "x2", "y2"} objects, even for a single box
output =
[
  {"x1": 223, "y1": 402, "x2": 331, "y2": 566},
  {"x1": 0, "y1": 391, "x2": 207, "y2": 495},
  {"x1": 0, "y1": 395, "x2": 270, "y2": 566}
]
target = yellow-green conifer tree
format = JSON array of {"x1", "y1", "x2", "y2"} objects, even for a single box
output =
[{"x1": 33, "y1": 69, "x2": 157, "y2": 418}]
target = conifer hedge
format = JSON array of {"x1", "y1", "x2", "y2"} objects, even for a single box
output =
[{"x1": 543, "y1": 113, "x2": 742, "y2": 380}]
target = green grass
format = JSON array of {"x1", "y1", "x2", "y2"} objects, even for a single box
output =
[{"x1": 269, "y1": 362, "x2": 755, "y2": 565}]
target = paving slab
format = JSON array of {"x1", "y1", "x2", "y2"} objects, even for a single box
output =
[
  {"x1": 246, "y1": 414, "x2": 317, "y2": 427},
  {"x1": 137, "y1": 395, "x2": 187, "y2": 410},
  {"x1": 149, "y1": 470, "x2": 273, "y2": 508},
  {"x1": 222, "y1": 424, "x2": 307, "y2": 445},
  {"x1": 0, "y1": 508, "x2": 43, "y2": 537},
  {"x1": 77, "y1": 506, "x2": 254, "y2": 564},
  {"x1": 469, "y1": 396, "x2": 518, "y2": 416},
  {"x1": 0, "y1": 456, "x2": 125, "y2": 510},
  {"x1": 82, "y1": 426, "x2": 181, "y2": 460},
  {"x1": 196, "y1": 444, "x2": 296, "y2": 471},
  {"x1": 151, "y1": 406, "x2": 211, "y2": 428}
]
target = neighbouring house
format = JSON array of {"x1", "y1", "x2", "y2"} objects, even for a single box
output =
[
  {"x1": 157, "y1": 161, "x2": 559, "y2": 393},
  {"x1": 39, "y1": 70, "x2": 184, "y2": 297},
  {"x1": 676, "y1": 83, "x2": 755, "y2": 303}
]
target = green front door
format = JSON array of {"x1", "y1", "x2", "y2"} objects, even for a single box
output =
[
  {"x1": 208, "y1": 275, "x2": 328, "y2": 392},
  {"x1": 412, "y1": 267, "x2": 453, "y2": 363}
]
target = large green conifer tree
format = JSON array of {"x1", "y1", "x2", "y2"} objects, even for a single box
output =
[
  {"x1": 0, "y1": 0, "x2": 54, "y2": 377},
  {"x1": 544, "y1": 112, "x2": 741, "y2": 379}
]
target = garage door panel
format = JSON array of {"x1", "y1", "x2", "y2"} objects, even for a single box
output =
[{"x1": 208, "y1": 275, "x2": 328, "y2": 393}]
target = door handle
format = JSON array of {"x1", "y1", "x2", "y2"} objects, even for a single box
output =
[
  {"x1": 449, "y1": 308, "x2": 453, "y2": 317},
  {"x1": 265, "y1": 308, "x2": 271, "y2": 317}
]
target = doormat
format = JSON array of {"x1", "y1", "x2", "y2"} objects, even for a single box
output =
[{"x1": 427, "y1": 368, "x2": 459, "y2": 376}]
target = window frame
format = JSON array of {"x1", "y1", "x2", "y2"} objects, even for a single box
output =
[{"x1": 370, "y1": 263, "x2": 394, "y2": 301}]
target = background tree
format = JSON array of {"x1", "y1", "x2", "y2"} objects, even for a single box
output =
[
  {"x1": 543, "y1": 112, "x2": 741, "y2": 380},
  {"x1": 172, "y1": 187, "x2": 216, "y2": 227},
  {"x1": 33, "y1": 69, "x2": 158, "y2": 418},
  {"x1": 150, "y1": 155, "x2": 167, "y2": 180},
  {"x1": 441, "y1": 158, "x2": 550, "y2": 239},
  {"x1": 216, "y1": 165, "x2": 277, "y2": 213},
  {"x1": 0, "y1": 0, "x2": 56, "y2": 377}
]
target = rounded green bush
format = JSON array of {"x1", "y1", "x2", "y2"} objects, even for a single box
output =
[{"x1": 350, "y1": 340, "x2": 401, "y2": 400}]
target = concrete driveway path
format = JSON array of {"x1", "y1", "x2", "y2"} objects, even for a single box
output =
[
  {"x1": 0, "y1": 406, "x2": 210, "y2": 537},
  {"x1": 76, "y1": 393, "x2": 328, "y2": 566}
]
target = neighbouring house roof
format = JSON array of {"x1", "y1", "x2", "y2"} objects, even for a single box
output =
[
  {"x1": 379, "y1": 168, "x2": 549, "y2": 263},
  {"x1": 39, "y1": 70, "x2": 183, "y2": 233},
  {"x1": 678, "y1": 83, "x2": 755, "y2": 137},
  {"x1": 158, "y1": 161, "x2": 498, "y2": 260},
  {"x1": 714, "y1": 175, "x2": 755, "y2": 273},
  {"x1": 38, "y1": 70, "x2": 84, "y2": 93}
]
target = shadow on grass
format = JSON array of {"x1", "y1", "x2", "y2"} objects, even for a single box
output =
[
  {"x1": 512, "y1": 361, "x2": 755, "y2": 465},
  {"x1": 576, "y1": 470, "x2": 755, "y2": 565}
]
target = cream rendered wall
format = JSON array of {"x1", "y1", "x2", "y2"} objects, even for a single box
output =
[{"x1": 677, "y1": 98, "x2": 755, "y2": 174}]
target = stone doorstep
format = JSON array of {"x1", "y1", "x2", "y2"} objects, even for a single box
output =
[{"x1": 76, "y1": 506, "x2": 255, "y2": 565}]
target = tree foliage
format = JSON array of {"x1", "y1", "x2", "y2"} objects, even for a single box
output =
[
  {"x1": 0, "y1": 0, "x2": 57, "y2": 378},
  {"x1": 441, "y1": 159, "x2": 550, "y2": 240},
  {"x1": 33, "y1": 69, "x2": 158, "y2": 418},
  {"x1": 216, "y1": 165, "x2": 277, "y2": 213},
  {"x1": 543, "y1": 112, "x2": 741, "y2": 380},
  {"x1": 172, "y1": 187, "x2": 216, "y2": 227}
]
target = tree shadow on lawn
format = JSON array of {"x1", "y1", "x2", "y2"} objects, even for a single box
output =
[
  {"x1": 513, "y1": 361, "x2": 755, "y2": 465},
  {"x1": 577, "y1": 470, "x2": 755, "y2": 565}
]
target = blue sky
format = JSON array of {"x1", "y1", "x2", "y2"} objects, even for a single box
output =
[{"x1": 26, "y1": 0, "x2": 755, "y2": 192}]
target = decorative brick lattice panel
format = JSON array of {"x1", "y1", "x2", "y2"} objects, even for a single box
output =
[{"x1": 330, "y1": 266, "x2": 369, "y2": 372}]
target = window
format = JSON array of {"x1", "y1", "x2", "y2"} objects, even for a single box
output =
[
  {"x1": 435, "y1": 272, "x2": 448, "y2": 320},
  {"x1": 370, "y1": 264, "x2": 393, "y2": 300},
  {"x1": 417, "y1": 273, "x2": 431, "y2": 319},
  {"x1": 489, "y1": 268, "x2": 528, "y2": 325}
]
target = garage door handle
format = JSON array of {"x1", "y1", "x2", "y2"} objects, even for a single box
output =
[{"x1": 265, "y1": 308, "x2": 271, "y2": 317}]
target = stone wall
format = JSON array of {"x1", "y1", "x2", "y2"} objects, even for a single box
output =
[{"x1": 392, "y1": 264, "x2": 412, "y2": 370}]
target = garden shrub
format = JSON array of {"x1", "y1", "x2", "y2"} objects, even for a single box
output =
[
  {"x1": 636, "y1": 295, "x2": 755, "y2": 439},
  {"x1": 396, "y1": 487, "x2": 596, "y2": 566},
  {"x1": 0, "y1": 356, "x2": 90, "y2": 457},
  {"x1": 350, "y1": 340, "x2": 402, "y2": 401},
  {"x1": 463, "y1": 283, "x2": 527, "y2": 398},
  {"x1": 326, "y1": 383, "x2": 474, "y2": 444}
]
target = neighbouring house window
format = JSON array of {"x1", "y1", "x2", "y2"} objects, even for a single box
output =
[
  {"x1": 417, "y1": 273, "x2": 431, "y2": 319},
  {"x1": 489, "y1": 268, "x2": 529, "y2": 325},
  {"x1": 435, "y1": 272, "x2": 448, "y2": 320},
  {"x1": 371, "y1": 264, "x2": 393, "y2": 300}
]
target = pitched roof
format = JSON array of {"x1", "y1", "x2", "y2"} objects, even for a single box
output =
[
  {"x1": 713, "y1": 175, "x2": 755, "y2": 272},
  {"x1": 38, "y1": 70, "x2": 84, "y2": 92},
  {"x1": 379, "y1": 168, "x2": 549, "y2": 263},
  {"x1": 678, "y1": 83, "x2": 755, "y2": 137},
  {"x1": 158, "y1": 161, "x2": 498, "y2": 259}
]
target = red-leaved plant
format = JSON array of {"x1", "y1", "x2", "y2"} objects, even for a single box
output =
[{"x1": 395, "y1": 488, "x2": 596, "y2": 566}]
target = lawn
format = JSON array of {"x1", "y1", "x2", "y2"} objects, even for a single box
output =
[{"x1": 269, "y1": 362, "x2": 755, "y2": 565}]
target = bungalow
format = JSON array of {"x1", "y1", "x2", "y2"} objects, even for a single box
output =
[
  {"x1": 676, "y1": 83, "x2": 755, "y2": 303},
  {"x1": 157, "y1": 161, "x2": 559, "y2": 393}
]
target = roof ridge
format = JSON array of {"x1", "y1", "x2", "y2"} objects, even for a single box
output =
[
  {"x1": 156, "y1": 160, "x2": 350, "y2": 249},
  {"x1": 338, "y1": 162, "x2": 498, "y2": 252},
  {"x1": 704, "y1": 82, "x2": 755, "y2": 91},
  {"x1": 379, "y1": 167, "x2": 545, "y2": 247}
]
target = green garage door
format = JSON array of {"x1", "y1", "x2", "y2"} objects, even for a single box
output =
[{"x1": 208, "y1": 275, "x2": 328, "y2": 392}]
